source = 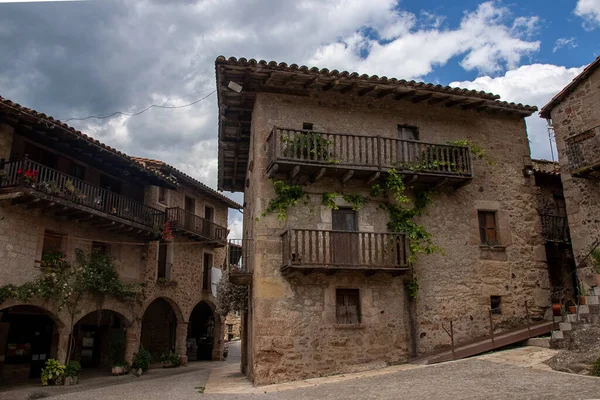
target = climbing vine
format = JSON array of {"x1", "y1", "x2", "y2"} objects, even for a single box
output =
[
  {"x1": 446, "y1": 139, "x2": 491, "y2": 164},
  {"x1": 263, "y1": 180, "x2": 305, "y2": 220},
  {"x1": 216, "y1": 268, "x2": 248, "y2": 316}
]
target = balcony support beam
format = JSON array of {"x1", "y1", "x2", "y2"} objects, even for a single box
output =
[
  {"x1": 289, "y1": 165, "x2": 300, "y2": 180},
  {"x1": 366, "y1": 171, "x2": 381, "y2": 185},
  {"x1": 341, "y1": 170, "x2": 354, "y2": 183},
  {"x1": 313, "y1": 167, "x2": 327, "y2": 182}
]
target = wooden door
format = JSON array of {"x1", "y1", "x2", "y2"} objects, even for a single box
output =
[
  {"x1": 332, "y1": 209, "x2": 358, "y2": 265},
  {"x1": 203, "y1": 206, "x2": 214, "y2": 238},
  {"x1": 184, "y1": 196, "x2": 195, "y2": 230}
]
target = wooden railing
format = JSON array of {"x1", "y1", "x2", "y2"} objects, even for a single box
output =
[
  {"x1": 228, "y1": 239, "x2": 250, "y2": 274},
  {"x1": 565, "y1": 125, "x2": 600, "y2": 174},
  {"x1": 0, "y1": 159, "x2": 165, "y2": 228},
  {"x1": 267, "y1": 127, "x2": 473, "y2": 177},
  {"x1": 281, "y1": 229, "x2": 408, "y2": 269},
  {"x1": 166, "y1": 207, "x2": 227, "y2": 242},
  {"x1": 540, "y1": 214, "x2": 570, "y2": 243}
]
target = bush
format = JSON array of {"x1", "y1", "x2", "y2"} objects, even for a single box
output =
[
  {"x1": 41, "y1": 359, "x2": 65, "y2": 386},
  {"x1": 592, "y1": 357, "x2": 600, "y2": 377},
  {"x1": 132, "y1": 348, "x2": 152, "y2": 372},
  {"x1": 109, "y1": 329, "x2": 126, "y2": 367},
  {"x1": 159, "y1": 351, "x2": 179, "y2": 367},
  {"x1": 65, "y1": 361, "x2": 81, "y2": 377}
]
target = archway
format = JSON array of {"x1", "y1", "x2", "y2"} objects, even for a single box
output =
[
  {"x1": 187, "y1": 302, "x2": 216, "y2": 361},
  {"x1": 72, "y1": 310, "x2": 129, "y2": 370},
  {"x1": 0, "y1": 305, "x2": 61, "y2": 383},
  {"x1": 141, "y1": 298, "x2": 180, "y2": 361}
]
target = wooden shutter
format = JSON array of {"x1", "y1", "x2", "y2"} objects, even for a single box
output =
[
  {"x1": 478, "y1": 211, "x2": 498, "y2": 245},
  {"x1": 157, "y1": 242, "x2": 167, "y2": 279},
  {"x1": 336, "y1": 289, "x2": 360, "y2": 324}
]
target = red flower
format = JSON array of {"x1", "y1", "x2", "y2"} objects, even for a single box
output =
[{"x1": 16, "y1": 169, "x2": 23, "y2": 175}]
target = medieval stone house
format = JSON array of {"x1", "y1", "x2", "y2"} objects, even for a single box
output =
[
  {"x1": 0, "y1": 97, "x2": 241, "y2": 384},
  {"x1": 539, "y1": 56, "x2": 600, "y2": 292},
  {"x1": 216, "y1": 56, "x2": 556, "y2": 385}
]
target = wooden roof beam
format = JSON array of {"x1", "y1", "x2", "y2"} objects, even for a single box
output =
[
  {"x1": 394, "y1": 90, "x2": 417, "y2": 100},
  {"x1": 445, "y1": 98, "x2": 470, "y2": 108},
  {"x1": 376, "y1": 88, "x2": 397, "y2": 99},
  {"x1": 357, "y1": 85, "x2": 378, "y2": 97},
  {"x1": 340, "y1": 83, "x2": 358, "y2": 94},
  {"x1": 322, "y1": 79, "x2": 339, "y2": 91},
  {"x1": 428, "y1": 96, "x2": 451, "y2": 105},
  {"x1": 412, "y1": 93, "x2": 434, "y2": 103},
  {"x1": 461, "y1": 100, "x2": 486, "y2": 110}
]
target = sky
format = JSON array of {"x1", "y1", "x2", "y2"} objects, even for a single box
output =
[{"x1": 1, "y1": 0, "x2": 599, "y2": 238}]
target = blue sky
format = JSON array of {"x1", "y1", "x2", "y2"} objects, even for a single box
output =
[{"x1": 1, "y1": 0, "x2": 599, "y2": 236}]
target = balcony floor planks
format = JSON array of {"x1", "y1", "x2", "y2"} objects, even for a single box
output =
[{"x1": 281, "y1": 264, "x2": 410, "y2": 276}]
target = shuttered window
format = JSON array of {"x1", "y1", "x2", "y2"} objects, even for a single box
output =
[
  {"x1": 478, "y1": 211, "x2": 499, "y2": 246},
  {"x1": 157, "y1": 242, "x2": 168, "y2": 279},
  {"x1": 336, "y1": 289, "x2": 360, "y2": 324}
]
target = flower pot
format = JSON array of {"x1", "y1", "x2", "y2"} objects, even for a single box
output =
[
  {"x1": 580, "y1": 296, "x2": 587, "y2": 305},
  {"x1": 111, "y1": 366, "x2": 126, "y2": 375},
  {"x1": 552, "y1": 303, "x2": 562, "y2": 316},
  {"x1": 132, "y1": 368, "x2": 143, "y2": 377},
  {"x1": 178, "y1": 355, "x2": 188, "y2": 367},
  {"x1": 569, "y1": 306, "x2": 577, "y2": 314},
  {"x1": 161, "y1": 362, "x2": 174, "y2": 368},
  {"x1": 64, "y1": 376, "x2": 78, "y2": 386}
]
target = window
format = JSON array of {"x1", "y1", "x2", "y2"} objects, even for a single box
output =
[
  {"x1": 91, "y1": 242, "x2": 109, "y2": 260},
  {"x1": 204, "y1": 206, "x2": 214, "y2": 222},
  {"x1": 203, "y1": 253, "x2": 213, "y2": 290},
  {"x1": 554, "y1": 195, "x2": 566, "y2": 217},
  {"x1": 69, "y1": 163, "x2": 86, "y2": 180},
  {"x1": 336, "y1": 289, "x2": 360, "y2": 324},
  {"x1": 157, "y1": 242, "x2": 168, "y2": 280},
  {"x1": 227, "y1": 324, "x2": 233, "y2": 333},
  {"x1": 490, "y1": 296, "x2": 502, "y2": 314},
  {"x1": 158, "y1": 187, "x2": 167, "y2": 204},
  {"x1": 302, "y1": 122, "x2": 313, "y2": 130},
  {"x1": 398, "y1": 125, "x2": 419, "y2": 141},
  {"x1": 42, "y1": 230, "x2": 64, "y2": 253},
  {"x1": 478, "y1": 211, "x2": 499, "y2": 246}
]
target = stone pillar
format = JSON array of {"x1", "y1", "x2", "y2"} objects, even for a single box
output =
[
  {"x1": 175, "y1": 321, "x2": 188, "y2": 365},
  {"x1": 55, "y1": 327, "x2": 70, "y2": 363},
  {"x1": 212, "y1": 317, "x2": 224, "y2": 361},
  {"x1": 124, "y1": 322, "x2": 141, "y2": 364}
]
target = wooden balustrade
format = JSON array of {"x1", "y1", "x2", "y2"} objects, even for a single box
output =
[
  {"x1": 166, "y1": 207, "x2": 227, "y2": 243},
  {"x1": 540, "y1": 214, "x2": 570, "y2": 243},
  {"x1": 267, "y1": 127, "x2": 473, "y2": 181},
  {"x1": 0, "y1": 158, "x2": 165, "y2": 228},
  {"x1": 281, "y1": 229, "x2": 408, "y2": 273}
]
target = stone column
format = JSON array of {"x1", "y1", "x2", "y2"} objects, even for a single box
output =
[
  {"x1": 175, "y1": 321, "x2": 188, "y2": 365},
  {"x1": 212, "y1": 317, "x2": 224, "y2": 361},
  {"x1": 55, "y1": 327, "x2": 70, "y2": 363},
  {"x1": 124, "y1": 322, "x2": 142, "y2": 364}
]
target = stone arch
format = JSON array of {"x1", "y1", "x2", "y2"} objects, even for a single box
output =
[
  {"x1": 141, "y1": 297, "x2": 183, "y2": 360},
  {"x1": 0, "y1": 303, "x2": 63, "y2": 382},
  {"x1": 187, "y1": 300, "x2": 223, "y2": 361},
  {"x1": 143, "y1": 296, "x2": 184, "y2": 322}
]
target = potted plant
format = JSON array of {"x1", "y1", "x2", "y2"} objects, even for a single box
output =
[
  {"x1": 64, "y1": 361, "x2": 81, "y2": 385},
  {"x1": 565, "y1": 299, "x2": 577, "y2": 314},
  {"x1": 111, "y1": 361, "x2": 129, "y2": 376},
  {"x1": 109, "y1": 329, "x2": 127, "y2": 375},
  {"x1": 160, "y1": 351, "x2": 180, "y2": 368},
  {"x1": 131, "y1": 347, "x2": 152, "y2": 377},
  {"x1": 41, "y1": 359, "x2": 65, "y2": 386},
  {"x1": 578, "y1": 279, "x2": 587, "y2": 305}
]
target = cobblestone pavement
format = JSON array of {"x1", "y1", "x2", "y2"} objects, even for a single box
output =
[{"x1": 3, "y1": 344, "x2": 600, "y2": 400}]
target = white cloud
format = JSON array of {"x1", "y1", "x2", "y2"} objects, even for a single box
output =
[
  {"x1": 450, "y1": 64, "x2": 585, "y2": 160},
  {"x1": 309, "y1": 1, "x2": 540, "y2": 79},
  {"x1": 553, "y1": 37, "x2": 578, "y2": 53},
  {"x1": 575, "y1": 0, "x2": 600, "y2": 30}
]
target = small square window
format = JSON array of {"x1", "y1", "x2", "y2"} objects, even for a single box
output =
[
  {"x1": 491, "y1": 296, "x2": 502, "y2": 314},
  {"x1": 398, "y1": 125, "x2": 419, "y2": 141},
  {"x1": 336, "y1": 289, "x2": 360, "y2": 324},
  {"x1": 91, "y1": 242, "x2": 109, "y2": 260},
  {"x1": 478, "y1": 211, "x2": 499, "y2": 246},
  {"x1": 302, "y1": 122, "x2": 313, "y2": 130}
]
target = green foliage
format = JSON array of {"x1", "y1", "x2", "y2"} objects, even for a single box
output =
[
  {"x1": 592, "y1": 357, "x2": 600, "y2": 377},
  {"x1": 109, "y1": 329, "x2": 127, "y2": 367},
  {"x1": 216, "y1": 268, "x2": 248, "y2": 316},
  {"x1": 407, "y1": 277, "x2": 419, "y2": 300},
  {"x1": 383, "y1": 169, "x2": 409, "y2": 204},
  {"x1": 131, "y1": 347, "x2": 152, "y2": 372},
  {"x1": 590, "y1": 249, "x2": 600, "y2": 274},
  {"x1": 446, "y1": 139, "x2": 491, "y2": 164},
  {"x1": 40, "y1": 247, "x2": 68, "y2": 269},
  {"x1": 65, "y1": 361, "x2": 81, "y2": 377},
  {"x1": 41, "y1": 359, "x2": 65, "y2": 386},
  {"x1": 322, "y1": 192, "x2": 339, "y2": 210},
  {"x1": 264, "y1": 180, "x2": 305, "y2": 220},
  {"x1": 160, "y1": 351, "x2": 180, "y2": 366},
  {"x1": 282, "y1": 132, "x2": 336, "y2": 162},
  {"x1": 342, "y1": 194, "x2": 367, "y2": 211}
]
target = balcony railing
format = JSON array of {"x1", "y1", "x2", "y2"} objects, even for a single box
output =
[
  {"x1": 0, "y1": 159, "x2": 165, "y2": 229},
  {"x1": 540, "y1": 214, "x2": 570, "y2": 243},
  {"x1": 227, "y1": 239, "x2": 251, "y2": 285},
  {"x1": 281, "y1": 229, "x2": 409, "y2": 274},
  {"x1": 166, "y1": 207, "x2": 227, "y2": 244},
  {"x1": 565, "y1": 125, "x2": 600, "y2": 177},
  {"x1": 267, "y1": 127, "x2": 473, "y2": 184}
]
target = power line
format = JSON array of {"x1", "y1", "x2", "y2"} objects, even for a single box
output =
[{"x1": 61, "y1": 90, "x2": 216, "y2": 123}]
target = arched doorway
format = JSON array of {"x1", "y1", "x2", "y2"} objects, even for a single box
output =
[
  {"x1": 141, "y1": 298, "x2": 179, "y2": 361},
  {"x1": 72, "y1": 310, "x2": 128, "y2": 370},
  {"x1": 187, "y1": 302, "x2": 216, "y2": 361},
  {"x1": 0, "y1": 305, "x2": 60, "y2": 383}
]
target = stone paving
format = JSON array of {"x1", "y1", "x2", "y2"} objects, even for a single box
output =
[{"x1": 2, "y1": 344, "x2": 600, "y2": 399}]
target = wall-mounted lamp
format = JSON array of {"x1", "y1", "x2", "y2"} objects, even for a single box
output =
[
  {"x1": 227, "y1": 81, "x2": 243, "y2": 93},
  {"x1": 522, "y1": 155, "x2": 534, "y2": 178},
  {"x1": 522, "y1": 167, "x2": 534, "y2": 177}
]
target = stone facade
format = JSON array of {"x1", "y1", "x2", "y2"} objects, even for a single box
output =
[
  {"x1": 543, "y1": 62, "x2": 600, "y2": 289},
  {"x1": 241, "y1": 90, "x2": 550, "y2": 384},
  {"x1": 0, "y1": 121, "x2": 235, "y2": 383},
  {"x1": 224, "y1": 312, "x2": 242, "y2": 341}
]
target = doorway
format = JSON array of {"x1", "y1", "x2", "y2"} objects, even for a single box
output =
[
  {"x1": 203, "y1": 253, "x2": 213, "y2": 291},
  {"x1": 185, "y1": 196, "x2": 196, "y2": 230},
  {"x1": 332, "y1": 209, "x2": 358, "y2": 265}
]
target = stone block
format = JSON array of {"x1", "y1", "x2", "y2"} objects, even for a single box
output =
[
  {"x1": 565, "y1": 314, "x2": 579, "y2": 323},
  {"x1": 551, "y1": 330, "x2": 564, "y2": 340},
  {"x1": 558, "y1": 322, "x2": 572, "y2": 331},
  {"x1": 585, "y1": 295, "x2": 599, "y2": 305},
  {"x1": 577, "y1": 305, "x2": 590, "y2": 314},
  {"x1": 526, "y1": 337, "x2": 550, "y2": 348},
  {"x1": 592, "y1": 287, "x2": 600, "y2": 296},
  {"x1": 553, "y1": 316, "x2": 564, "y2": 323}
]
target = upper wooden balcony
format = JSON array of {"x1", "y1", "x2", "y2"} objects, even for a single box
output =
[
  {"x1": 540, "y1": 214, "x2": 570, "y2": 244},
  {"x1": 267, "y1": 127, "x2": 473, "y2": 187},
  {"x1": 281, "y1": 228, "x2": 409, "y2": 276},
  {"x1": 227, "y1": 239, "x2": 251, "y2": 285},
  {"x1": 166, "y1": 207, "x2": 228, "y2": 246},
  {"x1": 565, "y1": 125, "x2": 600, "y2": 178},
  {"x1": 0, "y1": 158, "x2": 165, "y2": 238}
]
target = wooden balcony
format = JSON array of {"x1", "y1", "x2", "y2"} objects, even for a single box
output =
[
  {"x1": 166, "y1": 207, "x2": 227, "y2": 246},
  {"x1": 281, "y1": 229, "x2": 409, "y2": 275},
  {"x1": 267, "y1": 127, "x2": 473, "y2": 187},
  {"x1": 540, "y1": 214, "x2": 570, "y2": 244},
  {"x1": 227, "y1": 239, "x2": 251, "y2": 285},
  {"x1": 565, "y1": 125, "x2": 600, "y2": 178},
  {"x1": 0, "y1": 158, "x2": 165, "y2": 238}
]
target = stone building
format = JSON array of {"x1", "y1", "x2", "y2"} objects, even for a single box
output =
[
  {"x1": 216, "y1": 56, "x2": 553, "y2": 384},
  {"x1": 0, "y1": 97, "x2": 241, "y2": 384},
  {"x1": 224, "y1": 312, "x2": 242, "y2": 342},
  {"x1": 539, "y1": 55, "x2": 600, "y2": 291}
]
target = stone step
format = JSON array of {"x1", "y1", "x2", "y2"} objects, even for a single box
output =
[
  {"x1": 564, "y1": 314, "x2": 579, "y2": 323},
  {"x1": 592, "y1": 287, "x2": 600, "y2": 296},
  {"x1": 558, "y1": 322, "x2": 572, "y2": 331},
  {"x1": 551, "y1": 330, "x2": 564, "y2": 340},
  {"x1": 553, "y1": 316, "x2": 563, "y2": 323},
  {"x1": 526, "y1": 337, "x2": 551, "y2": 348},
  {"x1": 577, "y1": 305, "x2": 590, "y2": 314},
  {"x1": 585, "y1": 295, "x2": 599, "y2": 305}
]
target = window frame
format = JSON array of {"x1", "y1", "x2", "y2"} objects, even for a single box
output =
[
  {"x1": 335, "y1": 288, "x2": 361, "y2": 325},
  {"x1": 490, "y1": 295, "x2": 502, "y2": 315},
  {"x1": 158, "y1": 186, "x2": 167, "y2": 205},
  {"x1": 478, "y1": 210, "x2": 499, "y2": 246}
]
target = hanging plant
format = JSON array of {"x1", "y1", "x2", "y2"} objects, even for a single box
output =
[{"x1": 161, "y1": 221, "x2": 173, "y2": 241}]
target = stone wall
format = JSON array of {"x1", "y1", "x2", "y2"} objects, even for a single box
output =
[
  {"x1": 224, "y1": 312, "x2": 242, "y2": 340},
  {"x1": 550, "y1": 66, "x2": 600, "y2": 288},
  {"x1": 244, "y1": 91, "x2": 550, "y2": 384}
]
